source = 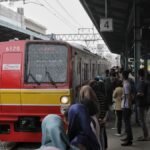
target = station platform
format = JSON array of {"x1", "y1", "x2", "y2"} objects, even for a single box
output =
[
  {"x1": 108, "y1": 126, "x2": 150, "y2": 150},
  {"x1": 107, "y1": 109, "x2": 150, "y2": 150}
]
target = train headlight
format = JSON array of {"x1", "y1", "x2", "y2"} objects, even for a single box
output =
[{"x1": 60, "y1": 96, "x2": 69, "y2": 104}]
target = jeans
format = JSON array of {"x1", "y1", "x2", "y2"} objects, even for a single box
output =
[
  {"x1": 137, "y1": 106, "x2": 149, "y2": 138},
  {"x1": 116, "y1": 110, "x2": 122, "y2": 134},
  {"x1": 123, "y1": 108, "x2": 133, "y2": 141},
  {"x1": 100, "y1": 126, "x2": 108, "y2": 150}
]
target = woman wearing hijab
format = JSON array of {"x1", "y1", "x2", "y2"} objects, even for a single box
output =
[
  {"x1": 40, "y1": 114, "x2": 78, "y2": 150},
  {"x1": 68, "y1": 104, "x2": 100, "y2": 150}
]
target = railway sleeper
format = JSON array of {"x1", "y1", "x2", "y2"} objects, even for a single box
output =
[{"x1": 0, "y1": 141, "x2": 16, "y2": 150}]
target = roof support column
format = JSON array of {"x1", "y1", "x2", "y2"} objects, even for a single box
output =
[
  {"x1": 144, "y1": 57, "x2": 148, "y2": 78},
  {"x1": 120, "y1": 53, "x2": 125, "y2": 67},
  {"x1": 124, "y1": 52, "x2": 128, "y2": 70},
  {"x1": 105, "y1": 0, "x2": 108, "y2": 18},
  {"x1": 125, "y1": 35, "x2": 129, "y2": 70},
  {"x1": 30, "y1": 35, "x2": 34, "y2": 40},
  {"x1": 134, "y1": 0, "x2": 141, "y2": 81}
]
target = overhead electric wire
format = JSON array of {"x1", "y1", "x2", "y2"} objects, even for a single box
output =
[
  {"x1": 24, "y1": 0, "x2": 76, "y2": 32},
  {"x1": 56, "y1": 0, "x2": 81, "y2": 27},
  {"x1": 42, "y1": 5, "x2": 75, "y2": 31},
  {"x1": 43, "y1": 0, "x2": 76, "y2": 27},
  {"x1": 42, "y1": 0, "x2": 77, "y2": 31},
  {"x1": 24, "y1": 0, "x2": 44, "y2": 6}
]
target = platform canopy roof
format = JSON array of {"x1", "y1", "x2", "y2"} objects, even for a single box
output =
[
  {"x1": 0, "y1": 19, "x2": 49, "y2": 41},
  {"x1": 80, "y1": 0, "x2": 150, "y2": 55}
]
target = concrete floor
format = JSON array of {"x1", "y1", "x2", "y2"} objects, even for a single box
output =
[
  {"x1": 107, "y1": 109, "x2": 150, "y2": 150},
  {"x1": 107, "y1": 126, "x2": 150, "y2": 150}
]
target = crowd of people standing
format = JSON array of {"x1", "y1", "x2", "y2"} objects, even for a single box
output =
[
  {"x1": 37, "y1": 66, "x2": 150, "y2": 150},
  {"x1": 110, "y1": 67, "x2": 149, "y2": 146}
]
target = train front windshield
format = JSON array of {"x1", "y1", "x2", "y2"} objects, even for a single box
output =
[{"x1": 25, "y1": 43, "x2": 68, "y2": 84}]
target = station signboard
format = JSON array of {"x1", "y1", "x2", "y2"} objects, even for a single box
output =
[{"x1": 100, "y1": 18, "x2": 113, "y2": 32}]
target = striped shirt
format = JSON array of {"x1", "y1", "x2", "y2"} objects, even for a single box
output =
[{"x1": 91, "y1": 81, "x2": 108, "y2": 119}]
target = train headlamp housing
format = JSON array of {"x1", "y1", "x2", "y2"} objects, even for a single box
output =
[{"x1": 60, "y1": 96, "x2": 69, "y2": 104}]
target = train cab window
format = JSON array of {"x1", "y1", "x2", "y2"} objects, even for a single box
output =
[{"x1": 25, "y1": 43, "x2": 68, "y2": 83}]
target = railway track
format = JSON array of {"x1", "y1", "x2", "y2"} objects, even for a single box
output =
[{"x1": 0, "y1": 142, "x2": 40, "y2": 150}]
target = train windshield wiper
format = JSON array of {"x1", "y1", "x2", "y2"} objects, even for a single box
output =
[
  {"x1": 27, "y1": 71, "x2": 40, "y2": 85},
  {"x1": 45, "y1": 67, "x2": 57, "y2": 88}
]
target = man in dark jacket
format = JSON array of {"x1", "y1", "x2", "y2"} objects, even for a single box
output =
[{"x1": 136, "y1": 69, "x2": 149, "y2": 141}]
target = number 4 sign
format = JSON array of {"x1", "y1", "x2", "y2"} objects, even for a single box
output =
[{"x1": 100, "y1": 18, "x2": 113, "y2": 32}]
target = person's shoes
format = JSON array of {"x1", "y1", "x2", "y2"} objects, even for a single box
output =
[
  {"x1": 121, "y1": 141, "x2": 132, "y2": 146},
  {"x1": 137, "y1": 136, "x2": 150, "y2": 141},
  {"x1": 121, "y1": 137, "x2": 128, "y2": 141},
  {"x1": 111, "y1": 127, "x2": 117, "y2": 130},
  {"x1": 121, "y1": 132, "x2": 127, "y2": 136},
  {"x1": 115, "y1": 133, "x2": 121, "y2": 137}
]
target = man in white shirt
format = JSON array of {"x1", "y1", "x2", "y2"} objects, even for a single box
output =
[{"x1": 121, "y1": 71, "x2": 133, "y2": 146}]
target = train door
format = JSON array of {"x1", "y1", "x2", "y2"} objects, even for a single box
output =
[
  {"x1": 89, "y1": 59, "x2": 92, "y2": 79},
  {"x1": 1, "y1": 52, "x2": 21, "y2": 113},
  {"x1": 79, "y1": 58, "x2": 83, "y2": 85},
  {"x1": 72, "y1": 55, "x2": 82, "y2": 99},
  {"x1": 96, "y1": 61, "x2": 98, "y2": 76},
  {"x1": 72, "y1": 51, "x2": 78, "y2": 88}
]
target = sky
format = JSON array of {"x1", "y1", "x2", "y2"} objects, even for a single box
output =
[
  {"x1": 1, "y1": 0, "x2": 94, "y2": 34},
  {"x1": 0, "y1": 0, "x2": 120, "y2": 61}
]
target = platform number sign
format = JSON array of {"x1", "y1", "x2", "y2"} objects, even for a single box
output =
[{"x1": 100, "y1": 18, "x2": 113, "y2": 32}]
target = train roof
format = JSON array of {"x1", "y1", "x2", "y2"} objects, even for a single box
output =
[
  {"x1": 27, "y1": 39, "x2": 96, "y2": 55},
  {"x1": 0, "y1": 39, "x2": 100, "y2": 57},
  {"x1": 68, "y1": 42, "x2": 90, "y2": 51}
]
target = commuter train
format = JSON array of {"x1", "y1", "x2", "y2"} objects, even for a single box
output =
[{"x1": 0, "y1": 40, "x2": 109, "y2": 142}]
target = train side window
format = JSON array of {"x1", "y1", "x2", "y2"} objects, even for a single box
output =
[
  {"x1": 84, "y1": 63, "x2": 88, "y2": 80},
  {"x1": 77, "y1": 61, "x2": 81, "y2": 75},
  {"x1": 98, "y1": 64, "x2": 100, "y2": 75},
  {"x1": 92, "y1": 64, "x2": 95, "y2": 78}
]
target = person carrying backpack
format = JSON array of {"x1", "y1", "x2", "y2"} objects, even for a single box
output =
[
  {"x1": 89, "y1": 78, "x2": 108, "y2": 150},
  {"x1": 104, "y1": 70, "x2": 113, "y2": 106}
]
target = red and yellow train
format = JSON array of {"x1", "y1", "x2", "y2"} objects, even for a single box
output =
[{"x1": 0, "y1": 40, "x2": 109, "y2": 142}]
